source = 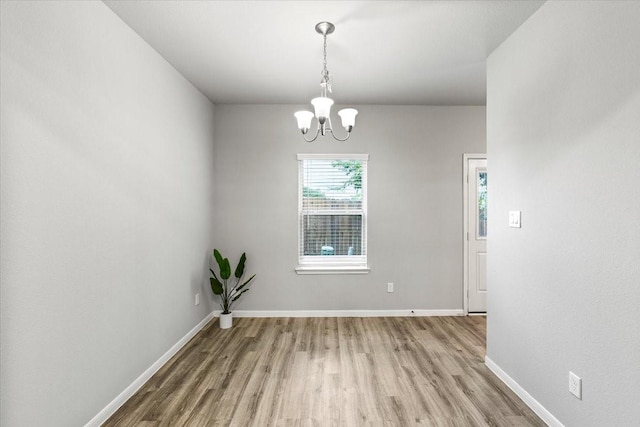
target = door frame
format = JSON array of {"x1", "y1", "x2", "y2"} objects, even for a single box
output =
[{"x1": 463, "y1": 153, "x2": 487, "y2": 315}]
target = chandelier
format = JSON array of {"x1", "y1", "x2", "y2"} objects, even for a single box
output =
[{"x1": 294, "y1": 22, "x2": 358, "y2": 142}]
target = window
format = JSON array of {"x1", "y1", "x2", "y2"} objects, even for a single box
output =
[
  {"x1": 477, "y1": 170, "x2": 487, "y2": 238},
  {"x1": 296, "y1": 154, "x2": 369, "y2": 274}
]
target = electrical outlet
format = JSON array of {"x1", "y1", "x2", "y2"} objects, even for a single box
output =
[
  {"x1": 569, "y1": 371, "x2": 582, "y2": 399},
  {"x1": 387, "y1": 282, "x2": 394, "y2": 293},
  {"x1": 195, "y1": 293, "x2": 200, "y2": 306}
]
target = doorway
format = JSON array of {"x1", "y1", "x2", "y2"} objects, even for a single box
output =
[{"x1": 463, "y1": 154, "x2": 487, "y2": 314}]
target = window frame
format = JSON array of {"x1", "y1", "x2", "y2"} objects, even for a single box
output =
[{"x1": 295, "y1": 153, "x2": 370, "y2": 275}]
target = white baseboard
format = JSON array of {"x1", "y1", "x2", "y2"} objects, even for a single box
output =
[
  {"x1": 85, "y1": 312, "x2": 215, "y2": 427},
  {"x1": 214, "y1": 309, "x2": 464, "y2": 318},
  {"x1": 485, "y1": 356, "x2": 564, "y2": 427}
]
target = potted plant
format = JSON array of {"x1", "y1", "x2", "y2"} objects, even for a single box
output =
[{"x1": 209, "y1": 249, "x2": 256, "y2": 329}]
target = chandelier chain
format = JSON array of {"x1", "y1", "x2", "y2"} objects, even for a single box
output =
[{"x1": 321, "y1": 34, "x2": 331, "y2": 94}]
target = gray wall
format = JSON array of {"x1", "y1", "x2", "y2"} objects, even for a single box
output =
[
  {"x1": 213, "y1": 105, "x2": 485, "y2": 312},
  {"x1": 0, "y1": 2, "x2": 216, "y2": 425},
  {"x1": 487, "y1": 1, "x2": 640, "y2": 426}
]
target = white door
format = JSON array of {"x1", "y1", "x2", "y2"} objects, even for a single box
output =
[{"x1": 466, "y1": 157, "x2": 487, "y2": 313}]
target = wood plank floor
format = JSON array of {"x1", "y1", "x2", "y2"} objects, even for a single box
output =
[{"x1": 104, "y1": 316, "x2": 544, "y2": 426}]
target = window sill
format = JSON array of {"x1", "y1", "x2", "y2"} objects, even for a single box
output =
[{"x1": 295, "y1": 265, "x2": 370, "y2": 275}]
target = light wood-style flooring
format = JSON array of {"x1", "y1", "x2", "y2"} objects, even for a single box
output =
[{"x1": 104, "y1": 316, "x2": 544, "y2": 426}]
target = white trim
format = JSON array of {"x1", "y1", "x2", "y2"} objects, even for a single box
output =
[
  {"x1": 462, "y1": 153, "x2": 487, "y2": 315},
  {"x1": 485, "y1": 356, "x2": 564, "y2": 427},
  {"x1": 297, "y1": 153, "x2": 369, "y2": 161},
  {"x1": 214, "y1": 309, "x2": 464, "y2": 318},
  {"x1": 84, "y1": 312, "x2": 216, "y2": 427},
  {"x1": 295, "y1": 265, "x2": 370, "y2": 275}
]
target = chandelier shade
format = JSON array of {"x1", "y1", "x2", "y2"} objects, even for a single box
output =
[
  {"x1": 294, "y1": 111, "x2": 314, "y2": 133},
  {"x1": 311, "y1": 97, "x2": 334, "y2": 124},
  {"x1": 294, "y1": 22, "x2": 357, "y2": 142},
  {"x1": 338, "y1": 108, "x2": 358, "y2": 132}
]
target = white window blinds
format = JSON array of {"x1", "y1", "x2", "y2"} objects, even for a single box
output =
[{"x1": 297, "y1": 154, "x2": 368, "y2": 271}]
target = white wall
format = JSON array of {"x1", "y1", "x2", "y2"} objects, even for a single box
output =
[
  {"x1": 487, "y1": 1, "x2": 640, "y2": 426},
  {"x1": 0, "y1": 2, "x2": 215, "y2": 425},
  {"x1": 213, "y1": 105, "x2": 485, "y2": 312}
]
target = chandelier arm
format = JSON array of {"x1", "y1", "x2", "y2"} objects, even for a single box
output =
[
  {"x1": 302, "y1": 127, "x2": 321, "y2": 143},
  {"x1": 325, "y1": 117, "x2": 350, "y2": 141},
  {"x1": 328, "y1": 128, "x2": 351, "y2": 142}
]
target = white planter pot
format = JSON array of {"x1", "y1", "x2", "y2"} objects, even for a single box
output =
[{"x1": 219, "y1": 313, "x2": 233, "y2": 329}]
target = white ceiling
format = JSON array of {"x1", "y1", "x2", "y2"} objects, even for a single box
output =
[{"x1": 104, "y1": 0, "x2": 545, "y2": 106}]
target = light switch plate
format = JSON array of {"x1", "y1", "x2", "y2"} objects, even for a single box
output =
[{"x1": 509, "y1": 211, "x2": 521, "y2": 228}]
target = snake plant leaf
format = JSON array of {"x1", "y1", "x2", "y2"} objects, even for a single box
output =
[
  {"x1": 220, "y1": 257, "x2": 231, "y2": 280},
  {"x1": 235, "y1": 274, "x2": 256, "y2": 293},
  {"x1": 213, "y1": 249, "x2": 224, "y2": 265},
  {"x1": 235, "y1": 253, "x2": 247, "y2": 278},
  {"x1": 231, "y1": 288, "x2": 249, "y2": 302},
  {"x1": 213, "y1": 249, "x2": 229, "y2": 281},
  {"x1": 214, "y1": 249, "x2": 229, "y2": 275},
  {"x1": 210, "y1": 277, "x2": 224, "y2": 295},
  {"x1": 209, "y1": 268, "x2": 220, "y2": 282}
]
